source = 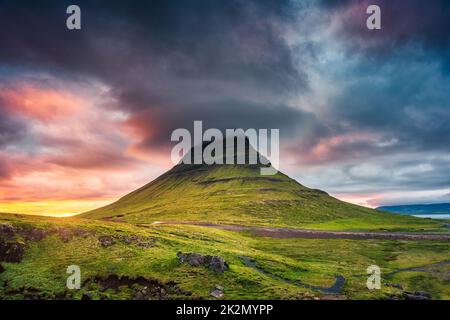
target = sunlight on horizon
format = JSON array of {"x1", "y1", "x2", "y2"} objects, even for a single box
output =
[
  {"x1": 0, "y1": 199, "x2": 114, "y2": 217},
  {"x1": 0, "y1": 195, "x2": 376, "y2": 217}
]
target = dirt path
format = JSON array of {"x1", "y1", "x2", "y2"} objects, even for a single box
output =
[{"x1": 147, "y1": 221, "x2": 450, "y2": 241}]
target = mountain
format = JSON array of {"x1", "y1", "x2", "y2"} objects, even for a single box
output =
[
  {"x1": 81, "y1": 138, "x2": 438, "y2": 230},
  {"x1": 2, "y1": 138, "x2": 448, "y2": 301},
  {"x1": 377, "y1": 203, "x2": 450, "y2": 216}
]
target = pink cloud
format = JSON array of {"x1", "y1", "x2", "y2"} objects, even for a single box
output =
[
  {"x1": 0, "y1": 84, "x2": 86, "y2": 121},
  {"x1": 0, "y1": 80, "x2": 167, "y2": 213},
  {"x1": 287, "y1": 132, "x2": 381, "y2": 165}
]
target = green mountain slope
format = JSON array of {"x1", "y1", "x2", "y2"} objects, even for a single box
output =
[{"x1": 81, "y1": 154, "x2": 442, "y2": 231}]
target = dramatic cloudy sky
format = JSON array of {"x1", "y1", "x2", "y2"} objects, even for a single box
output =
[{"x1": 1, "y1": 0, "x2": 449, "y2": 216}]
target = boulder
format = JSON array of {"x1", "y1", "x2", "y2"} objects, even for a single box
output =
[
  {"x1": 177, "y1": 252, "x2": 229, "y2": 273},
  {"x1": 81, "y1": 293, "x2": 93, "y2": 300},
  {"x1": 0, "y1": 224, "x2": 17, "y2": 239},
  {"x1": 403, "y1": 291, "x2": 431, "y2": 300},
  {"x1": 98, "y1": 236, "x2": 115, "y2": 247},
  {"x1": 385, "y1": 283, "x2": 403, "y2": 290},
  {"x1": 210, "y1": 288, "x2": 224, "y2": 299},
  {"x1": 177, "y1": 252, "x2": 206, "y2": 266},
  {"x1": 22, "y1": 227, "x2": 48, "y2": 241},
  {"x1": 57, "y1": 228, "x2": 74, "y2": 242},
  {"x1": 0, "y1": 240, "x2": 25, "y2": 263},
  {"x1": 206, "y1": 256, "x2": 228, "y2": 274}
]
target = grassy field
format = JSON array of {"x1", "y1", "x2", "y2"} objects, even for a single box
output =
[
  {"x1": 1, "y1": 213, "x2": 449, "y2": 300},
  {"x1": 2, "y1": 159, "x2": 449, "y2": 300}
]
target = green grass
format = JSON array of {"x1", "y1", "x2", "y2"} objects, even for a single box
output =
[
  {"x1": 1, "y1": 214, "x2": 449, "y2": 300},
  {"x1": 81, "y1": 164, "x2": 446, "y2": 232}
]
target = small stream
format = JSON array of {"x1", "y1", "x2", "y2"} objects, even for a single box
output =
[{"x1": 239, "y1": 256, "x2": 345, "y2": 295}]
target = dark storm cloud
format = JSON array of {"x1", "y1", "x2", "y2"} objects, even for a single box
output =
[
  {"x1": 125, "y1": 99, "x2": 324, "y2": 152},
  {"x1": 1, "y1": 0, "x2": 450, "y2": 205},
  {"x1": 276, "y1": 0, "x2": 450, "y2": 165},
  {"x1": 0, "y1": 0, "x2": 309, "y2": 150},
  {"x1": 0, "y1": 0, "x2": 298, "y2": 88},
  {"x1": 326, "y1": 51, "x2": 450, "y2": 155},
  {"x1": 0, "y1": 0, "x2": 303, "y2": 92},
  {"x1": 321, "y1": 0, "x2": 450, "y2": 61}
]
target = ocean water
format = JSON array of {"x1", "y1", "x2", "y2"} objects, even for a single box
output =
[{"x1": 412, "y1": 214, "x2": 450, "y2": 219}]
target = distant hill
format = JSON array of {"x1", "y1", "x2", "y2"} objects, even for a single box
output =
[{"x1": 377, "y1": 203, "x2": 450, "y2": 216}]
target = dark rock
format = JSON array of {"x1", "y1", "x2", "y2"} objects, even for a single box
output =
[
  {"x1": 23, "y1": 227, "x2": 48, "y2": 241},
  {"x1": 121, "y1": 235, "x2": 134, "y2": 245},
  {"x1": 133, "y1": 285, "x2": 168, "y2": 300},
  {"x1": 136, "y1": 237, "x2": 156, "y2": 248},
  {"x1": 81, "y1": 293, "x2": 93, "y2": 300},
  {"x1": 57, "y1": 228, "x2": 73, "y2": 242},
  {"x1": 0, "y1": 240, "x2": 25, "y2": 262},
  {"x1": 133, "y1": 291, "x2": 145, "y2": 300},
  {"x1": 98, "y1": 236, "x2": 115, "y2": 247},
  {"x1": 176, "y1": 252, "x2": 186, "y2": 262},
  {"x1": 92, "y1": 274, "x2": 192, "y2": 299},
  {"x1": 210, "y1": 289, "x2": 224, "y2": 299},
  {"x1": 403, "y1": 291, "x2": 431, "y2": 300},
  {"x1": 74, "y1": 228, "x2": 89, "y2": 237},
  {"x1": 207, "y1": 256, "x2": 228, "y2": 274},
  {"x1": 177, "y1": 252, "x2": 228, "y2": 273},
  {"x1": 0, "y1": 224, "x2": 17, "y2": 239},
  {"x1": 385, "y1": 283, "x2": 403, "y2": 290},
  {"x1": 415, "y1": 291, "x2": 432, "y2": 299},
  {"x1": 115, "y1": 235, "x2": 155, "y2": 248},
  {"x1": 177, "y1": 252, "x2": 205, "y2": 266},
  {"x1": 188, "y1": 253, "x2": 207, "y2": 267},
  {"x1": 100, "y1": 295, "x2": 109, "y2": 300}
]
